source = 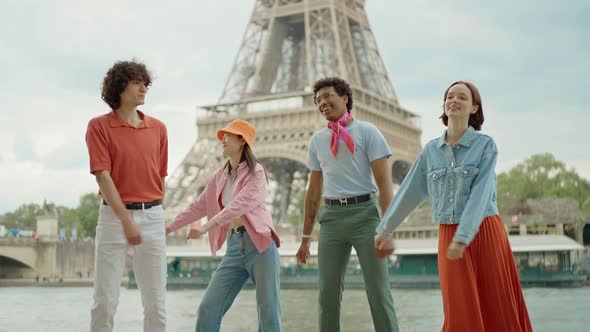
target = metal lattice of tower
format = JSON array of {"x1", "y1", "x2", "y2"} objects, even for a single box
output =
[{"x1": 165, "y1": 0, "x2": 422, "y2": 225}]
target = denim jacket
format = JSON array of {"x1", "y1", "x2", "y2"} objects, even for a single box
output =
[{"x1": 376, "y1": 126, "x2": 499, "y2": 244}]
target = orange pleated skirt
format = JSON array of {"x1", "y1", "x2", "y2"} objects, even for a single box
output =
[{"x1": 438, "y1": 215, "x2": 533, "y2": 332}]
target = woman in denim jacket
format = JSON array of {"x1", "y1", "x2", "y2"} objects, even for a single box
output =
[
  {"x1": 375, "y1": 81, "x2": 532, "y2": 331},
  {"x1": 166, "y1": 119, "x2": 282, "y2": 332}
]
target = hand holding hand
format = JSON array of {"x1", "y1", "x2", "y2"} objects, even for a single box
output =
[
  {"x1": 375, "y1": 234, "x2": 395, "y2": 258},
  {"x1": 187, "y1": 224, "x2": 206, "y2": 240}
]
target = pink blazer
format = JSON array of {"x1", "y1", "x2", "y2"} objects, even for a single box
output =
[{"x1": 167, "y1": 162, "x2": 280, "y2": 256}]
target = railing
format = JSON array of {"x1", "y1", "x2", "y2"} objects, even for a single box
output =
[{"x1": 0, "y1": 237, "x2": 37, "y2": 247}]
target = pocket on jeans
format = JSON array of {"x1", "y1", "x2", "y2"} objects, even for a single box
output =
[
  {"x1": 98, "y1": 205, "x2": 120, "y2": 225},
  {"x1": 318, "y1": 206, "x2": 328, "y2": 224},
  {"x1": 144, "y1": 207, "x2": 164, "y2": 221}
]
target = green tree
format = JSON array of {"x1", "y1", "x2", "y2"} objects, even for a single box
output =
[
  {"x1": 77, "y1": 193, "x2": 101, "y2": 238},
  {"x1": 0, "y1": 203, "x2": 43, "y2": 229},
  {"x1": 56, "y1": 206, "x2": 81, "y2": 233},
  {"x1": 497, "y1": 153, "x2": 590, "y2": 214}
]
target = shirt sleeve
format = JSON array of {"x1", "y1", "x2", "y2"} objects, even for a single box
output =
[
  {"x1": 453, "y1": 139, "x2": 498, "y2": 244},
  {"x1": 376, "y1": 151, "x2": 428, "y2": 238},
  {"x1": 307, "y1": 136, "x2": 321, "y2": 171},
  {"x1": 366, "y1": 124, "x2": 392, "y2": 162},
  {"x1": 85, "y1": 119, "x2": 111, "y2": 174},
  {"x1": 167, "y1": 182, "x2": 209, "y2": 232}
]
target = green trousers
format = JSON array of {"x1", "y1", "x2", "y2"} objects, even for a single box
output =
[{"x1": 318, "y1": 199, "x2": 399, "y2": 332}]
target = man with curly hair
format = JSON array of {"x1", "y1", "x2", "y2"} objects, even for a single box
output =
[
  {"x1": 296, "y1": 77, "x2": 399, "y2": 331},
  {"x1": 86, "y1": 60, "x2": 168, "y2": 331}
]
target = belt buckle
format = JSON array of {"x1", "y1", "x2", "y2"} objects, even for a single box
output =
[
  {"x1": 339, "y1": 198, "x2": 348, "y2": 206},
  {"x1": 233, "y1": 226, "x2": 242, "y2": 233}
]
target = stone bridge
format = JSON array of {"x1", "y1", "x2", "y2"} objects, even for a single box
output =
[
  {"x1": 0, "y1": 216, "x2": 95, "y2": 279},
  {"x1": 0, "y1": 237, "x2": 57, "y2": 278}
]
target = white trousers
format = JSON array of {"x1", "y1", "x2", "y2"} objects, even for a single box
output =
[{"x1": 90, "y1": 204, "x2": 167, "y2": 332}]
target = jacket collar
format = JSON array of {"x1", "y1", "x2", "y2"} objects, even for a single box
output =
[{"x1": 437, "y1": 126, "x2": 476, "y2": 148}]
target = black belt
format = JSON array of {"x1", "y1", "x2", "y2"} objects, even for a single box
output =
[
  {"x1": 102, "y1": 200, "x2": 162, "y2": 210},
  {"x1": 231, "y1": 225, "x2": 246, "y2": 234},
  {"x1": 324, "y1": 194, "x2": 373, "y2": 206}
]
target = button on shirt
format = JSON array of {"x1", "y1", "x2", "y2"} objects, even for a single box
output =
[{"x1": 376, "y1": 126, "x2": 499, "y2": 245}]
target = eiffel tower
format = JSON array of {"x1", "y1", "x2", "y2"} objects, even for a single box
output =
[{"x1": 165, "y1": 0, "x2": 422, "y2": 224}]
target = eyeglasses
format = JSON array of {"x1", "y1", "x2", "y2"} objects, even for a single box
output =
[{"x1": 314, "y1": 92, "x2": 338, "y2": 105}]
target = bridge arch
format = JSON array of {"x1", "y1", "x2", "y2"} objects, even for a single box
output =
[
  {"x1": 0, "y1": 246, "x2": 37, "y2": 269},
  {"x1": 0, "y1": 255, "x2": 34, "y2": 269}
]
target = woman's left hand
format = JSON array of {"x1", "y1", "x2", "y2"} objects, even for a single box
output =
[{"x1": 446, "y1": 241, "x2": 467, "y2": 260}]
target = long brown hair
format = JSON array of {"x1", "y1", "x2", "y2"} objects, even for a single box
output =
[{"x1": 224, "y1": 142, "x2": 266, "y2": 179}]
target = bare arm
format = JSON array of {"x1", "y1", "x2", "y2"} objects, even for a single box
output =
[
  {"x1": 95, "y1": 170, "x2": 141, "y2": 245},
  {"x1": 161, "y1": 177, "x2": 166, "y2": 207},
  {"x1": 371, "y1": 156, "x2": 393, "y2": 216},
  {"x1": 95, "y1": 170, "x2": 131, "y2": 223},
  {"x1": 303, "y1": 170, "x2": 323, "y2": 236},
  {"x1": 296, "y1": 170, "x2": 323, "y2": 264}
]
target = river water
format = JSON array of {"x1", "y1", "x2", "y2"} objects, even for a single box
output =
[{"x1": 0, "y1": 287, "x2": 587, "y2": 331}]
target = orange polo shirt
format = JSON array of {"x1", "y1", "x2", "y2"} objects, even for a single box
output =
[{"x1": 85, "y1": 110, "x2": 168, "y2": 202}]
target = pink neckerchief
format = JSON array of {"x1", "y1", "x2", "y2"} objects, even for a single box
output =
[{"x1": 327, "y1": 111, "x2": 355, "y2": 157}]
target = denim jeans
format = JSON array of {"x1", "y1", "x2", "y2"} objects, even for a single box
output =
[
  {"x1": 196, "y1": 231, "x2": 281, "y2": 332},
  {"x1": 91, "y1": 204, "x2": 167, "y2": 332}
]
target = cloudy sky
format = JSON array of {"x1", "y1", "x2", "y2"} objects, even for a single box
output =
[{"x1": 0, "y1": 0, "x2": 588, "y2": 213}]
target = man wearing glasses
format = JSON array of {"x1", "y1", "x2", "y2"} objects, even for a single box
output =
[{"x1": 296, "y1": 77, "x2": 399, "y2": 331}]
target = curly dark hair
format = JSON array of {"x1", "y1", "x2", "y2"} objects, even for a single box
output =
[
  {"x1": 101, "y1": 60, "x2": 152, "y2": 110},
  {"x1": 440, "y1": 81, "x2": 484, "y2": 131},
  {"x1": 313, "y1": 77, "x2": 353, "y2": 111}
]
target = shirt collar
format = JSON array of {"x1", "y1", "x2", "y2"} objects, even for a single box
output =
[
  {"x1": 108, "y1": 110, "x2": 153, "y2": 128},
  {"x1": 437, "y1": 126, "x2": 476, "y2": 148},
  {"x1": 237, "y1": 161, "x2": 249, "y2": 170},
  {"x1": 223, "y1": 161, "x2": 249, "y2": 177}
]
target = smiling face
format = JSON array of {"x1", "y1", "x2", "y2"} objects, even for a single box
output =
[
  {"x1": 315, "y1": 86, "x2": 349, "y2": 121},
  {"x1": 443, "y1": 83, "x2": 478, "y2": 124}
]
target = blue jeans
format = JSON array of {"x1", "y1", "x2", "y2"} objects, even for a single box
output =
[{"x1": 196, "y1": 231, "x2": 282, "y2": 332}]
